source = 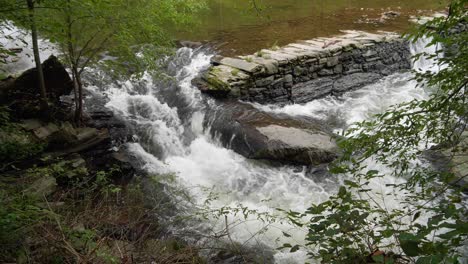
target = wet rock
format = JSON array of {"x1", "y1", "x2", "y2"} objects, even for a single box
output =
[
  {"x1": 193, "y1": 77, "x2": 230, "y2": 98},
  {"x1": 380, "y1": 11, "x2": 401, "y2": 23},
  {"x1": 244, "y1": 56, "x2": 279, "y2": 75},
  {"x1": 210, "y1": 55, "x2": 224, "y2": 66},
  {"x1": 176, "y1": 40, "x2": 203, "y2": 49},
  {"x1": 207, "y1": 101, "x2": 339, "y2": 165},
  {"x1": 195, "y1": 65, "x2": 251, "y2": 98},
  {"x1": 86, "y1": 104, "x2": 130, "y2": 146},
  {"x1": 332, "y1": 72, "x2": 382, "y2": 94},
  {"x1": 219, "y1": 57, "x2": 263, "y2": 73},
  {"x1": 291, "y1": 78, "x2": 334, "y2": 103}
]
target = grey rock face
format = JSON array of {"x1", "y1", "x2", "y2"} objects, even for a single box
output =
[
  {"x1": 219, "y1": 57, "x2": 262, "y2": 73},
  {"x1": 332, "y1": 73, "x2": 382, "y2": 94},
  {"x1": 207, "y1": 102, "x2": 339, "y2": 165},
  {"x1": 291, "y1": 78, "x2": 334, "y2": 103}
]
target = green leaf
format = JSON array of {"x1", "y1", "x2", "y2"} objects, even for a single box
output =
[
  {"x1": 371, "y1": 255, "x2": 385, "y2": 263},
  {"x1": 416, "y1": 255, "x2": 443, "y2": 264},
  {"x1": 438, "y1": 230, "x2": 460, "y2": 240},
  {"x1": 400, "y1": 240, "x2": 420, "y2": 257},
  {"x1": 329, "y1": 166, "x2": 346, "y2": 174},
  {"x1": 290, "y1": 245, "x2": 300, "y2": 253},
  {"x1": 338, "y1": 186, "x2": 347, "y2": 197},
  {"x1": 381, "y1": 229, "x2": 394, "y2": 238}
]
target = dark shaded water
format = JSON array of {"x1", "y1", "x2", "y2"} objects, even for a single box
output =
[{"x1": 174, "y1": 0, "x2": 446, "y2": 56}]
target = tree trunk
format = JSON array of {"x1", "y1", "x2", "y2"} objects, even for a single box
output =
[
  {"x1": 26, "y1": 0, "x2": 48, "y2": 111},
  {"x1": 72, "y1": 67, "x2": 83, "y2": 126}
]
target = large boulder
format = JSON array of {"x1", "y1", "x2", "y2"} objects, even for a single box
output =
[
  {"x1": 206, "y1": 101, "x2": 339, "y2": 165},
  {"x1": 0, "y1": 55, "x2": 73, "y2": 118},
  {"x1": 10, "y1": 55, "x2": 73, "y2": 101}
]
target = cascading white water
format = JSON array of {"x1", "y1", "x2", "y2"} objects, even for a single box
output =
[
  {"x1": 86, "y1": 38, "x2": 438, "y2": 263},
  {"x1": 0, "y1": 21, "x2": 437, "y2": 260},
  {"x1": 255, "y1": 38, "x2": 437, "y2": 134},
  {"x1": 2, "y1": 20, "x2": 460, "y2": 263}
]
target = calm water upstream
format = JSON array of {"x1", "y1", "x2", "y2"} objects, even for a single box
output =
[{"x1": 174, "y1": 0, "x2": 446, "y2": 55}]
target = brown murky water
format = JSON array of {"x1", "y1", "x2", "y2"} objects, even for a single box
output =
[{"x1": 174, "y1": 0, "x2": 447, "y2": 56}]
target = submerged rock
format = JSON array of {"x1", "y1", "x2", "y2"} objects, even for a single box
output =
[{"x1": 207, "y1": 101, "x2": 339, "y2": 165}]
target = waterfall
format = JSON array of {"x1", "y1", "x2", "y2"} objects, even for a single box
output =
[
  {"x1": 0, "y1": 23, "x2": 442, "y2": 261},
  {"x1": 83, "y1": 38, "x2": 441, "y2": 263},
  {"x1": 254, "y1": 38, "x2": 437, "y2": 133}
]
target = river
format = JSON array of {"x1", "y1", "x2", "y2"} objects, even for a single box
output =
[
  {"x1": 175, "y1": 0, "x2": 446, "y2": 55},
  {"x1": 0, "y1": 7, "x2": 460, "y2": 262},
  {"x1": 81, "y1": 37, "x2": 440, "y2": 263}
]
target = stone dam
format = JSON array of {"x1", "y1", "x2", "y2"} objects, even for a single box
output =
[{"x1": 196, "y1": 30, "x2": 412, "y2": 104}]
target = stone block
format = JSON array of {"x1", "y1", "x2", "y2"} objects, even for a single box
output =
[
  {"x1": 363, "y1": 49, "x2": 378, "y2": 58},
  {"x1": 255, "y1": 76, "x2": 275, "y2": 87},
  {"x1": 326, "y1": 56, "x2": 340, "y2": 67},
  {"x1": 249, "y1": 57, "x2": 279, "y2": 74},
  {"x1": 293, "y1": 66, "x2": 305, "y2": 76},
  {"x1": 220, "y1": 57, "x2": 262, "y2": 73},
  {"x1": 284, "y1": 74, "x2": 293, "y2": 84},
  {"x1": 334, "y1": 64, "x2": 343, "y2": 74},
  {"x1": 318, "y1": 69, "x2": 334, "y2": 76}
]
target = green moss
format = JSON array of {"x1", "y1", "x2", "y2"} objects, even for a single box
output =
[
  {"x1": 206, "y1": 75, "x2": 230, "y2": 91},
  {"x1": 270, "y1": 41, "x2": 280, "y2": 51},
  {"x1": 256, "y1": 50, "x2": 265, "y2": 57}
]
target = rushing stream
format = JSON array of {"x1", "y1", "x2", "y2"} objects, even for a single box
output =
[
  {"x1": 79, "y1": 38, "x2": 440, "y2": 263},
  {"x1": 1, "y1": 21, "x2": 448, "y2": 261}
]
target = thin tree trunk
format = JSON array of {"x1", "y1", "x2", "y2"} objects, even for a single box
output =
[
  {"x1": 72, "y1": 67, "x2": 83, "y2": 126},
  {"x1": 65, "y1": 7, "x2": 81, "y2": 126},
  {"x1": 26, "y1": 0, "x2": 48, "y2": 111}
]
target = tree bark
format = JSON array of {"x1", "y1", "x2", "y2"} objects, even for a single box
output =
[
  {"x1": 72, "y1": 67, "x2": 83, "y2": 126},
  {"x1": 65, "y1": 0, "x2": 83, "y2": 127},
  {"x1": 26, "y1": 0, "x2": 48, "y2": 111}
]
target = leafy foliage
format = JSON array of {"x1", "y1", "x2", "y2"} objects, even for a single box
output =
[{"x1": 1, "y1": 0, "x2": 207, "y2": 124}]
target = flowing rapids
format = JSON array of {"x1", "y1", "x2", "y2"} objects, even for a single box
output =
[
  {"x1": 81, "y1": 38, "x2": 440, "y2": 263},
  {"x1": 1, "y1": 22, "x2": 437, "y2": 260}
]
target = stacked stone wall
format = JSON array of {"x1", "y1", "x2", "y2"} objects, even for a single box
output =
[{"x1": 200, "y1": 31, "x2": 412, "y2": 104}]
